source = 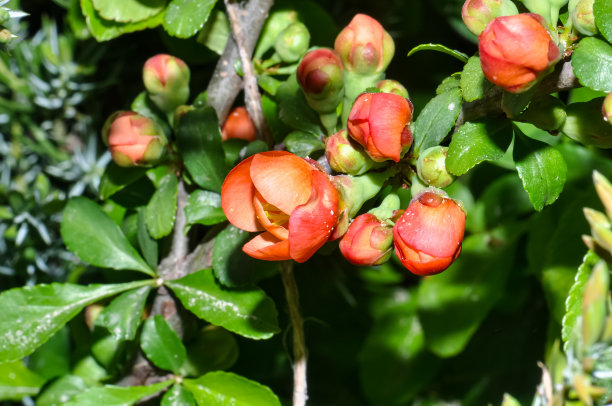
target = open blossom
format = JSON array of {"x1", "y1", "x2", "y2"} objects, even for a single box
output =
[
  {"x1": 393, "y1": 190, "x2": 466, "y2": 275},
  {"x1": 347, "y1": 92, "x2": 413, "y2": 162},
  {"x1": 222, "y1": 107, "x2": 256, "y2": 142},
  {"x1": 221, "y1": 151, "x2": 339, "y2": 263},
  {"x1": 340, "y1": 213, "x2": 393, "y2": 266},
  {"x1": 478, "y1": 13, "x2": 560, "y2": 93}
]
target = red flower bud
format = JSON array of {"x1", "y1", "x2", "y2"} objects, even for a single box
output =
[
  {"x1": 461, "y1": 0, "x2": 518, "y2": 36},
  {"x1": 334, "y1": 14, "x2": 395, "y2": 75},
  {"x1": 102, "y1": 111, "x2": 167, "y2": 167},
  {"x1": 376, "y1": 79, "x2": 409, "y2": 98},
  {"x1": 143, "y1": 54, "x2": 190, "y2": 113},
  {"x1": 340, "y1": 213, "x2": 393, "y2": 266},
  {"x1": 347, "y1": 92, "x2": 413, "y2": 162},
  {"x1": 221, "y1": 151, "x2": 339, "y2": 263},
  {"x1": 478, "y1": 13, "x2": 560, "y2": 93},
  {"x1": 222, "y1": 107, "x2": 256, "y2": 142},
  {"x1": 325, "y1": 129, "x2": 374, "y2": 175},
  {"x1": 297, "y1": 48, "x2": 344, "y2": 114},
  {"x1": 603, "y1": 93, "x2": 612, "y2": 124},
  {"x1": 393, "y1": 190, "x2": 466, "y2": 276}
]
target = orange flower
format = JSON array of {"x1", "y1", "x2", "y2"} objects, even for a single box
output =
[
  {"x1": 393, "y1": 190, "x2": 465, "y2": 275},
  {"x1": 347, "y1": 92, "x2": 413, "y2": 162},
  {"x1": 222, "y1": 107, "x2": 256, "y2": 142},
  {"x1": 221, "y1": 151, "x2": 339, "y2": 263},
  {"x1": 339, "y1": 213, "x2": 393, "y2": 266},
  {"x1": 479, "y1": 13, "x2": 560, "y2": 93}
]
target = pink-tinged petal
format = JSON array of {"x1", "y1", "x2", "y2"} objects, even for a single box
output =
[
  {"x1": 288, "y1": 170, "x2": 339, "y2": 263},
  {"x1": 243, "y1": 232, "x2": 291, "y2": 261},
  {"x1": 221, "y1": 156, "x2": 263, "y2": 232},
  {"x1": 111, "y1": 143, "x2": 152, "y2": 165},
  {"x1": 252, "y1": 192, "x2": 289, "y2": 240},
  {"x1": 368, "y1": 93, "x2": 410, "y2": 162},
  {"x1": 393, "y1": 235, "x2": 457, "y2": 276},
  {"x1": 250, "y1": 151, "x2": 313, "y2": 214}
]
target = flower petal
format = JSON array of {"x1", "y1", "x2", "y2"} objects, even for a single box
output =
[
  {"x1": 369, "y1": 93, "x2": 410, "y2": 162},
  {"x1": 252, "y1": 192, "x2": 289, "y2": 240},
  {"x1": 243, "y1": 232, "x2": 291, "y2": 261},
  {"x1": 221, "y1": 156, "x2": 263, "y2": 232}
]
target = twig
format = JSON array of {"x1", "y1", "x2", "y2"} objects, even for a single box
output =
[
  {"x1": 224, "y1": 0, "x2": 273, "y2": 146},
  {"x1": 281, "y1": 261, "x2": 308, "y2": 406},
  {"x1": 206, "y1": 0, "x2": 273, "y2": 124}
]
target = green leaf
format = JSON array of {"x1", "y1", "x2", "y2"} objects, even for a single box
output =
[
  {"x1": 513, "y1": 129, "x2": 567, "y2": 211},
  {"x1": 183, "y1": 371, "x2": 281, "y2": 406},
  {"x1": 162, "y1": 384, "x2": 196, "y2": 406},
  {"x1": 81, "y1": 0, "x2": 165, "y2": 41},
  {"x1": 91, "y1": 0, "x2": 166, "y2": 23},
  {"x1": 137, "y1": 207, "x2": 159, "y2": 269},
  {"x1": 185, "y1": 190, "x2": 226, "y2": 227},
  {"x1": 594, "y1": 0, "x2": 612, "y2": 43},
  {"x1": 37, "y1": 375, "x2": 89, "y2": 406},
  {"x1": 176, "y1": 107, "x2": 229, "y2": 192},
  {"x1": 0, "y1": 280, "x2": 151, "y2": 362},
  {"x1": 65, "y1": 381, "x2": 172, "y2": 406},
  {"x1": 562, "y1": 251, "x2": 600, "y2": 351},
  {"x1": 446, "y1": 119, "x2": 514, "y2": 176},
  {"x1": 145, "y1": 173, "x2": 178, "y2": 239},
  {"x1": 166, "y1": 269, "x2": 280, "y2": 340},
  {"x1": 28, "y1": 327, "x2": 70, "y2": 379},
  {"x1": 182, "y1": 326, "x2": 239, "y2": 376},
  {"x1": 99, "y1": 163, "x2": 147, "y2": 200},
  {"x1": 61, "y1": 197, "x2": 154, "y2": 275},
  {"x1": 140, "y1": 315, "x2": 187, "y2": 373},
  {"x1": 95, "y1": 286, "x2": 151, "y2": 341},
  {"x1": 276, "y1": 74, "x2": 323, "y2": 135},
  {"x1": 407, "y1": 43, "x2": 469, "y2": 62},
  {"x1": 413, "y1": 87, "x2": 462, "y2": 153},
  {"x1": 436, "y1": 76, "x2": 460, "y2": 95},
  {"x1": 131, "y1": 91, "x2": 172, "y2": 137},
  {"x1": 572, "y1": 37, "x2": 612, "y2": 92},
  {"x1": 284, "y1": 131, "x2": 325, "y2": 157},
  {"x1": 164, "y1": 0, "x2": 216, "y2": 38},
  {"x1": 196, "y1": 10, "x2": 230, "y2": 55},
  {"x1": 460, "y1": 56, "x2": 493, "y2": 102},
  {"x1": 0, "y1": 361, "x2": 44, "y2": 400},
  {"x1": 212, "y1": 224, "x2": 280, "y2": 287},
  {"x1": 418, "y1": 232, "x2": 517, "y2": 357}
]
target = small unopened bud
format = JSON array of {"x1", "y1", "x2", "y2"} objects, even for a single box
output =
[
  {"x1": 582, "y1": 260, "x2": 609, "y2": 347},
  {"x1": 143, "y1": 54, "x2": 190, "y2": 113},
  {"x1": 593, "y1": 171, "x2": 612, "y2": 219},
  {"x1": 274, "y1": 22, "x2": 310, "y2": 63},
  {"x1": 461, "y1": 0, "x2": 519, "y2": 36},
  {"x1": 603, "y1": 92, "x2": 612, "y2": 124},
  {"x1": 563, "y1": 98, "x2": 612, "y2": 148},
  {"x1": 0, "y1": 28, "x2": 16, "y2": 44},
  {"x1": 222, "y1": 107, "x2": 256, "y2": 142},
  {"x1": 571, "y1": 0, "x2": 598, "y2": 36},
  {"x1": 417, "y1": 146, "x2": 455, "y2": 188},
  {"x1": 376, "y1": 79, "x2": 409, "y2": 98},
  {"x1": 339, "y1": 212, "x2": 394, "y2": 266},
  {"x1": 297, "y1": 48, "x2": 344, "y2": 114},
  {"x1": 325, "y1": 130, "x2": 374, "y2": 175},
  {"x1": 0, "y1": 9, "x2": 10, "y2": 25}
]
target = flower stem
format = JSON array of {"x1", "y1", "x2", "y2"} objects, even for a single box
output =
[{"x1": 281, "y1": 261, "x2": 308, "y2": 406}]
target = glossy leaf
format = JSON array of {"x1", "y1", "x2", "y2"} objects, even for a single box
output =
[
  {"x1": 0, "y1": 361, "x2": 44, "y2": 401},
  {"x1": 183, "y1": 371, "x2": 281, "y2": 406},
  {"x1": 137, "y1": 207, "x2": 159, "y2": 269},
  {"x1": 446, "y1": 119, "x2": 513, "y2": 176},
  {"x1": 0, "y1": 280, "x2": 151, "y2": 362},
  {"x1": 164, "y1": 0, "x2": 216, "y2": 38},
  {"x1": 145, "y1": 173, "x2": 178, "y2": 239},
  {"x1": 176, "y1": 107, "x2": 229, "y2": 192},
  {"x1": 91, "y1": 0, "x2": 166, "y2": 23},
  {"x1": 141, "y1": 315, "x2": 187, "y2": 373},
  {"x1": 413, "y1": 87, "x2": 462, "y2": 153},
  {"x1": 185, "y1": 190, "x2": 226, "y2": 227},
  {"x1": 197, "y1": 10, "x2": 230, "y2": 55},
  {"x1": 36, "y1": 375, "x2": 89, "y2": 406},
  {"x1": 28, "y1": 327, "x2": 70, "y2": 379},
  {"x1": 61, "y1": 197, "x2": 155, "y2": 275},
  {"x1": 182, "y1": 326, "x2": 239, "y2": 377},
  {"x1": 595, "y1": 0, "x2": 612, "y2": 43},
  {"x1": 276, "y1": 74, "x2": 323, "y2": 135},
  {"x1": 514, "y1": 129, "x2": 567, "y2": 211},
  {"x1": 572, "y1": 37, "x2": 612, "y2": 92},
  {"x1": 407, "y1": 43, "x2": 469, "y2": 62},
  {"x1": 95, "y1": 286, "x2": 151, "y2": 341},
  {"x1": 64, "y1": 381, "x2": 172, "y2": 406},
  {"x1": 285, "y1": 131, "x2": 325, "y2": 157},
  {"x1": 162, "y1": 384, "x2": 196, "y2": 406},
  {"x1": 166, "y1": 269, "x2": 280, "y2": 339},
  {"x1": 460, "y1": 56, "x2": 493, "y2": 102},
  {"x1": 98, "y1": 163, "x2": 147, "y2": 200}
]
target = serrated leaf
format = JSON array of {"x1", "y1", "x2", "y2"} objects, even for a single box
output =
[
  {"x1": 285, "y1": 131, "x2": 325, "y2": 157},
  {"x1": 81, "y1": 0, "x2": 165, "y2": 41},
  {"x1": 185, "y1": 190, "x2": 226, "y2": 227},
  {"x1": 182, "y1": 326, "x2": 239, "y2": 377},
  {"x1": 514, "y1": 129, "x2": 567, "y2": 211},
  {"x1": 176, "y1": 107, "x2": 229, "y2": 192},
  {"x1": 594, "y1": 0, "x2": 612, "y2": 43},
  {"x1": 36, "y1": 375, "x2": 89, "y2": 406},
  {"x1": 166, "y1": 269, "x2": 280, "y2": 340},
  {"x1": 141, "y1": 315, "x2": 186, "y2": 373},
  {"x1": 0, "y1": 280, "x2": 151, "y2": 362},
  {"x1": 137, "y1": 207, "x2": 159, "y2": 269},
  {"x1": 436, "y1": 76, "x2": 460, "y2": 95},
  {"x1": 183, "y1": 371, "x2": 281, "y2": 406},
  {"x1": 276, "y1": 75, "x2": 323, "y2": 135},
  {"x1": 562, "y1": 250, "x2": 600, "y2": 351},
  {"x1": 162, "y1": 384, "x2": 196, "y2": 406},
  {"x1": 460, "y1": 56, "x2": 493, "y2": 102},
  {"x1": 91, "y1": 0, "x2": 166, "y2": 23},
  {"x1": 61, "y1": 197, "x2": 154, "y2": 275},
  {"x1": 145, "y1": 173, "x2": 178, "y2": 239},
  {"x1": 407, "y1": 43, "x2": 468, "y2": 62},
  {"x1": 572, "y1": 37, "x2": 612, "y2": 92},
  {"x1": 446, "y1": 119, "x2": 514, "y2": 176},
  {"x1": 0, "y1": 361, "x2": 44, "y2": 400},
  {"x1": 99, "y1": 163, "x2": 147, "y2": 200},
  {"x1": 163, "y1": 0, "x2": 216, "y2": 38},
  {"x1": 64, "y1": 380, "x2": 172, "y2": 406},
  {"x1": 413, "y1": 88, "x2": 462, "y2": 153},
  {"x1": 95, "y1": 286, "x2": 151, "y2": 341}
]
